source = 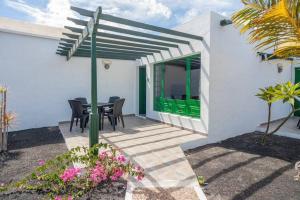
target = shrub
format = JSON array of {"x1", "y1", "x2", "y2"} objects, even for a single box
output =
[
  {"x1": 257, "y1": 81, "x2": 300, "y2": 143},
  {"x1": 0, "y1": 143, "x2": 144, "y2": 199},
  {"x1": 0, "y1": 86, "x2": 15, "y2": 152}
]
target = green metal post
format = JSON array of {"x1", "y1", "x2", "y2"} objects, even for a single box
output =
[
  {"x1": 186, "y1": 58, "x2": 191, "y2": 100},
  {"x1": 89, "y1": 31, "x2": 99, "y2": 148}
]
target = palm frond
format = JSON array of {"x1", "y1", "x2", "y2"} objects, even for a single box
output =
[{"x1": 232, "y1": 0, "x2": 300, "y2": 58}]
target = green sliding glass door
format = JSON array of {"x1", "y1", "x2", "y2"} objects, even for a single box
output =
[{"x1": 153, "y1": 54, "x2": 201, "y2": 118}]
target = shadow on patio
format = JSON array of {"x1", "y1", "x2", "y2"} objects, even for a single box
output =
[{"x1": 59, "y1": 116, "x2": 207, "y2": 191}]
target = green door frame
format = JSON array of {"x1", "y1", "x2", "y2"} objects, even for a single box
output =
[
  {"x1": 139, "y1": 66, "x2": 146, "y2": 115},
  {"x1": 295, "y1": 68, "x2": 300, "y2": 116},
  {"x1": 186, "y1": 57, "x2": 191, "y2": 100}
]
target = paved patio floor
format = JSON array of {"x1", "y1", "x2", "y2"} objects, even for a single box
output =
[{"x1": 59, "y1": 116, "x2": 207, "y2": 200}]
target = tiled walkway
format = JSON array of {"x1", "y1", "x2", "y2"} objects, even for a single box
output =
[{"x1": 59, "y1": 116, "x2": 207, "y2": 200}]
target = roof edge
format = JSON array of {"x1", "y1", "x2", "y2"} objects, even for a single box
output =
[{"x1": 0, "y1": 17, "x2": 64, "y2": 40}]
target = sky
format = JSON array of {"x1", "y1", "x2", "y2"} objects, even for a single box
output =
[{"x1": 0, "y1": 0, "x2": 244, "y2": 28}]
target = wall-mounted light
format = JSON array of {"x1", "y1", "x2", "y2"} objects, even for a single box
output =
[
  {"x1": 102, "y1": 60, "x2": 112, "y2": 70},
  {"x1": 220, "y1": 19, "x2": 232, "y2": 26},
  {"x1": 277, "y1": 63, "x2": 283, "y2": 73}
]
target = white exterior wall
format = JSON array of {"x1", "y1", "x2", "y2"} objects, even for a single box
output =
[
  {"x1": 206, "y1": 12, "x2": 292, "y2": 144},
  {"x1": 0, "y1": 31, "x2": 138, "y2": 131},
  {"x1": 142, "y1": 12, "x2": 293, "y2": 149}
]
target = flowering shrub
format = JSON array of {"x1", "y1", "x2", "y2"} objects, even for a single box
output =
[{"x1": 0, "y1": 143, "x2": 144, "y2": 199}]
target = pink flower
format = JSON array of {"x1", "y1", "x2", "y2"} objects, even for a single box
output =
[
  {"x1": 60, "y1": 167, "x2": 81, "y2": 182},
  {"x1": 110, "y1": 168, "x2": 124, "y2": 181},
  {"x1": 54, "y1": 196, "x2": 62, "y2": 200},
  {"x1": 135, "y1": 165, "x2": 142, "y2": 171},
  {"x1": 68, "y1": 195, "x2": 73, "y2": 200},
  {"x1": 116, "y1": 154, "x2": 127, "y2": 164},
  {"x1": 137, "y1": 174, "x2": 144, "y2": 181},
  {"x1": 99, "y1": 151, "x2": 108, "y2": 160},
  {"x1": 38, "y1": 159, "x2": 45, "y2": 166},
  {"x1": 90, "y1": 164, "x2": 107, "y2": 184}
]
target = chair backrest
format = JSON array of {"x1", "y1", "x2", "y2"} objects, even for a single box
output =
[
  {"x1": 74, "y1": 97, "x2": 88, "y2": 105},
  {"x1": 68, "y1": 100, "x2": 84, "y2": 117},
  {"x1": 113, "y1": 98, "x2": 125, "y2": 116},
  {"x1": 108, "y1": 96, "x2": 120, "y2": 103}
]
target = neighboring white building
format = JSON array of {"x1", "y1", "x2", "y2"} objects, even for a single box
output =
[{"x1": 0, "y1": 12, "x2": 294, "y2": 148}]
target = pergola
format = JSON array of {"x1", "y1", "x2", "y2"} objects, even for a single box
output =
[{"x1": 56, "y1": 6, "x2": 203, "y2": 147}]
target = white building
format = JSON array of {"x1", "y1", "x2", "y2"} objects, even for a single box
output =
[{"x1": 0, "y1": 11, "x2": 294, "y2": 149}]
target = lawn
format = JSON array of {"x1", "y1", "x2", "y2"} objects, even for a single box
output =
[
  {"x1": 185, "y1": 132, "x2": 300, "y2": 200},
  {"x1": 0, "y1": 127, "x2": 126, "y2": 200}
]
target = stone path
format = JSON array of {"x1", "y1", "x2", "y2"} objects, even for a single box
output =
[{"x1": 59, "y1": 116, "x2": 207, "y2": 200}]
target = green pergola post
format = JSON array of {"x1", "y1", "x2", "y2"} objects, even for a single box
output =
[
  {"x1": 186, "y1": 58, "x2": 191, "y2": 100},
  {"x1": 89, "y1": 31, "x2": 99, "y2": 148}
]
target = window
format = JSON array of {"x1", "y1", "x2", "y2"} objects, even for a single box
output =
[{"x1": 153, "y1": 54, "x2": 201, "y2": 118}]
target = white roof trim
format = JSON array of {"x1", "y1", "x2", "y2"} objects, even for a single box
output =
[{"x1": 0, "y1": 17, "x2": 67, "y2": 40}]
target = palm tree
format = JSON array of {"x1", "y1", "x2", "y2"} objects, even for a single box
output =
[{"x1": 232, "y1": 0, "x2": 300, "y2": 59}]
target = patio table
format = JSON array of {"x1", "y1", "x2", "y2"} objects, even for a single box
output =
[
  {"x1": 83, "y1": 102, "x2": 113, "y2": 108},
  {"x1": 83, "y1": 102, "x2": 114, "y2": 130}
]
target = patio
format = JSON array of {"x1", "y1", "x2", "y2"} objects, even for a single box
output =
[{"x1": 59, "y1": 116, "x2": 207, "y2": 199}]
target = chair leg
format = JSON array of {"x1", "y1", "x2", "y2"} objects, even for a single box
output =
[
  {"x1": 108, "y1": 117, "x2": 112, "y2": 125},
  {"x1": 297, "y1": 119, "x2": 300, "y2": 128},
  {"x1": 101, "y1": 115, "x2": 105, "y2": 130},
  {"x1": 112, "y1": 117, "x2": 116, "y2": 131},
  {"x1": 80, "y1": 117, "x2": 84, "y2": 133},
  {"x1": 76, "y1": 118, "x2": 78, "y2": 126},
  {"x1": 121, "y1": 115, "x2": 125, "y2": 128},
  {"x1": 70, "y1": 116, "x2": 74, "y2": 132},
  {"x1": 85, "y1": 116, "x2": 89, "y2": 128}
]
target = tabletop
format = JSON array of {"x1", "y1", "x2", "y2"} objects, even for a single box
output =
[{"x1": 83, "y1": 102, "x2": 114, "y2": 108}]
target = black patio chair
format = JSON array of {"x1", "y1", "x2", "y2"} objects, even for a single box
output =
[
  {"x1": 108, "y1": 96, "x2": 120, "y2": 103},
  {"x1": 74, "y1": 97, "x2": 88, "y2": 104},
  {"x1": 102, "y1": 98, "x2": 125, "y2": 131},
  {"x1": 102, "y1": 96, "x2": 121, "y2": 114},
  {"x1": 68, "y1": 100, "x2": 89, "y2": 133},
  {"x1": 74, "y1": 97, "x2": 88, "y2": 125}
]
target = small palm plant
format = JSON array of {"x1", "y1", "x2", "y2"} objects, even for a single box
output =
[
  {"x1": 0, "y1": 86, "x2": 14, "y2": 152},
  {"x1": 257, "y1": 81, "x2": 300, "y2": 143}
]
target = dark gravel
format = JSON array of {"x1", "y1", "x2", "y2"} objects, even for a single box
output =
[
  {"x1": 0, "y1": 127, "x2": 126, "y2": 200},
  {"x1": 185, "y1": 132, "x2": 300, "y2": 200}
]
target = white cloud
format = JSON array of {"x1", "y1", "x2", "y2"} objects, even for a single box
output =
[
  {"x1": 5, "y1": 0, "x2": 76, "y2": 27},
  {"x1": 177, "y1": 0, "x2": 241, "y2": 24},
  {"x1": 5, "y1": 0, "x2": 242, "y2": 27},
  {"x1": 5, "y1": 0, "x2": 172, "y2": 27}
]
